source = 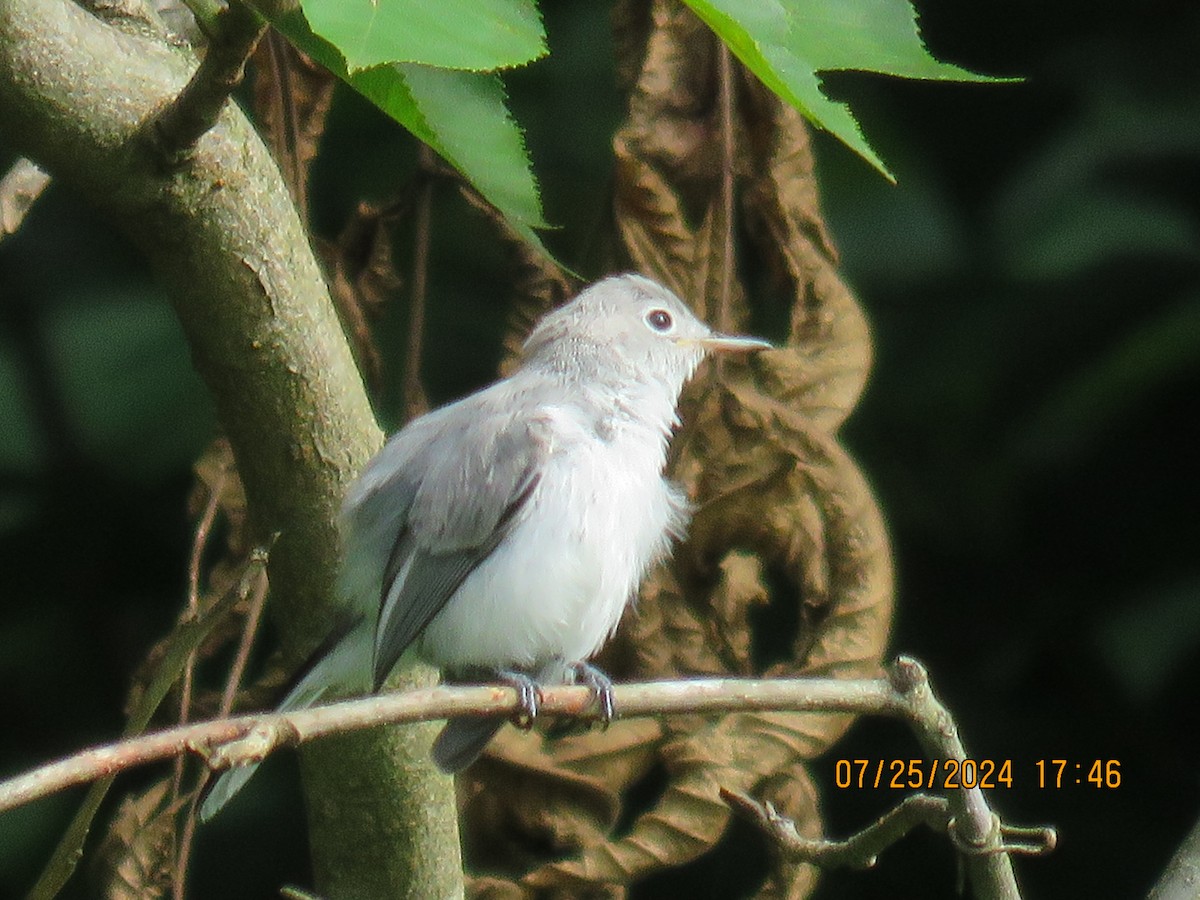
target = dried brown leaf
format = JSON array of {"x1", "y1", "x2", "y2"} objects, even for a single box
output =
[
  {"x1": 741, "y1": 81, "x2": 872, "y2": 431},
  {"x1": 320, "y1": 201, "x2": 404, "y2": 395},
  {"x1": 491, "y1": 716, "x2": 664, "y2": 787},
  {"x1": 705, "y1": 550, "x2": 770, "y2": 673},
  {"x1": 525, "y1": 775, "x2": 725, "y2": 890},
  {"x1": 92, "y1": 780, "x2": 185, "y2": 900},
  {"x1": 612, "y1": 137, "x2": 695, "y2": 302},
  {"x1": 675, "y1": 378, "x2": 894, "y2": 687},
  {"x1": 0, "y1": 157, "x2": 51, "y2": 242},
  {"x1": 320, "y1": 209, "x2": 400, "y2": 314},
  {"x1": 251, "y1": 31, "x2": 335, "y2": 220},
  {"x1": 621, "y1": 0, "x2": 720, "y2": 182},
  {"x1": 468, "y1": 876, "x2": 538, "y2": 900},
  {"x1": 189, "y1": 437, "x2": 248, "y2": 559},
  {"x1": 610, "y1": 0, "x2": 652, "y2": 94},
  {"x1": 460, "y1": 719, "x2": 667, "y2": 882},
  {"x1": 459, "y1": 751, "x2": 617, "y2": 874},
  {"x1": 611, "y1": 0, "x2": 724, "y2": 299},
  {"x1": 497, "y1": 264, "x2": 575, "y2": 377},
  {"x1": 690, "y1": 195, "x2": 750, "y2": 333}
]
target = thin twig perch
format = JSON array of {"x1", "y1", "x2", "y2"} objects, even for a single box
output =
[{"x1": 0, "y1": 675, "x2": 893, "y2": 814}]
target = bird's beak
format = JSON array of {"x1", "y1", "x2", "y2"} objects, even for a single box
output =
[{"x1": 696, "y1": 334, "x2": 774, "y2": 354}]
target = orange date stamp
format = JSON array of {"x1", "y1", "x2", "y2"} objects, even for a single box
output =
[{"x1": 832, "y1": 758, "x2": 1122, "y2": 790}]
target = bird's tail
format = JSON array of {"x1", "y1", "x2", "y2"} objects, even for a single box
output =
[
  {"x1": 198, "y1": 617, "x2": 366, "y2": 822},
  {"x1": 431, "y1": 717, "x2": 506, "y2": 773}
]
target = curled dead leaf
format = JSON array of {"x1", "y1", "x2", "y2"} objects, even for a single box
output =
[
  {"x1": 741, "y1": 81, "x2": 873, "y2": 430},
  {"x1": 92, "y1": 780, "x2": 186, "y2": 900},
  {"x1": 251, "y1": 32, "x2": 335, "y2": 220},
  {"x1": 319, "y1": 201, "x2": 405, "y2": 396},
  {"x1": 0, "y1": 157, "x2": 51, "y2": 242}
]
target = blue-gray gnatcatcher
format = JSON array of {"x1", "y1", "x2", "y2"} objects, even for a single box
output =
[{"x1": 200, "y1": 273, "x2": 770, "y2": 820}]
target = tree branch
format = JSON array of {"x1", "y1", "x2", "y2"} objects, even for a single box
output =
[
  {"x1": 0, "y1": 676, "x2": 897, "y2": 815},
  {"x1": 725, "y1": 789, "x2": 1055, "y2": 871},
  {"x1": 886, "y1": 658, "x2": 1025, "y2": 898},
  {"x1": 725, "y1": 790, "x2": 953, "y2": 869},
  {"x1": 150, "y1": 1, "x2": 266, "y2": 163},
  {"x1": 1148, "y1": 813, "x2": 1200, "y2": 900}
]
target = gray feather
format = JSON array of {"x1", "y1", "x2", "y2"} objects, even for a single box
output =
[
  {"x1": 363, "y1": 390, "x2": 549, "y2": 687},
  {"x1": 430, "y1": 717, "x2": 507, "y2": 773},
  {"x1": 198, "y1": 623, "x2": 367, "y2": 822},
  {"x1": 372, "y1": 470, "x2": 539, "y2": 688}
]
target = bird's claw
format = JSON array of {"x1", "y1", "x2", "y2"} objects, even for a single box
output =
[
  {"x1": 497, "y1": 669, "x2": 543, "y2": 729},
  {"x1": 569, "y1": 661, "x2": 616, "y2": 726}
]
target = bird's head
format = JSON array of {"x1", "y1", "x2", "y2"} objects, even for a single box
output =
[{"x1": 522, "y1": 273, "x2": 771, "y2": 398}]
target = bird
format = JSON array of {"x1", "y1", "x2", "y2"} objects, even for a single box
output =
[{"x1": 199, "y1": 272, "x2": 770, "y2": 820}]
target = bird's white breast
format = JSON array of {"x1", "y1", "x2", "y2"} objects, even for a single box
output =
[{"x1": 416, "y1": 401, "x2": 687, "y2": 672}]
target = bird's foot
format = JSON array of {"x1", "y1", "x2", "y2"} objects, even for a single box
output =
[
  {"x1": 496, "y1": 669, "x2": 543, "y2": 730},
  {"x1": 569, "y1": 660, "x2": 616, "y2": 726}
]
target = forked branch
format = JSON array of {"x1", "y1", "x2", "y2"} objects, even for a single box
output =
[
  {"x1": 725, "y1": 788, "x2": 1055, "y2": 871},
  {"x1": 150, "y1": 1, "x2": 267, "y2": 163}
]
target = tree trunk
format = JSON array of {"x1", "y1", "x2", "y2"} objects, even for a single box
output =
[{"x1": 0, "y1": 1, "x2": 463, "y2": 896}]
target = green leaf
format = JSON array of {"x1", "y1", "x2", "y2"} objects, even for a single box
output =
[
  {"x1": 276, "y1": 10, "x2": 549, "y2": 255},
  {"x1": 301, "y1": 0, "x2": 546, "y2": 73},
  {"x1": 681, "y1": 0, "x2": 1006, "y2": 178},
  {"x1": 404, "y1": 64, "x2": 546, "y2": 224}
]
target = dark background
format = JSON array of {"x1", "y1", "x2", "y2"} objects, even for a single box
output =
[{"x1": 2, "y1": 1, "x2": 1198, "y2": 897}]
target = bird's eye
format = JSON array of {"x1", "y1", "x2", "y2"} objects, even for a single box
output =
[{"x1": 646, "y1": 309, "x2": 673, "y2": 332}]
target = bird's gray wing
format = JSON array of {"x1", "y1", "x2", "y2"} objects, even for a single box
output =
[
  {"x1": 200, "y1": 614, "x2": 370, "y2": 820},
  {"x1": 372, "y1": 470, "x2": 539, "y2": 687},
  {"x1": 368, "y1": 390, "x2": 550, "y2": 688}
]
